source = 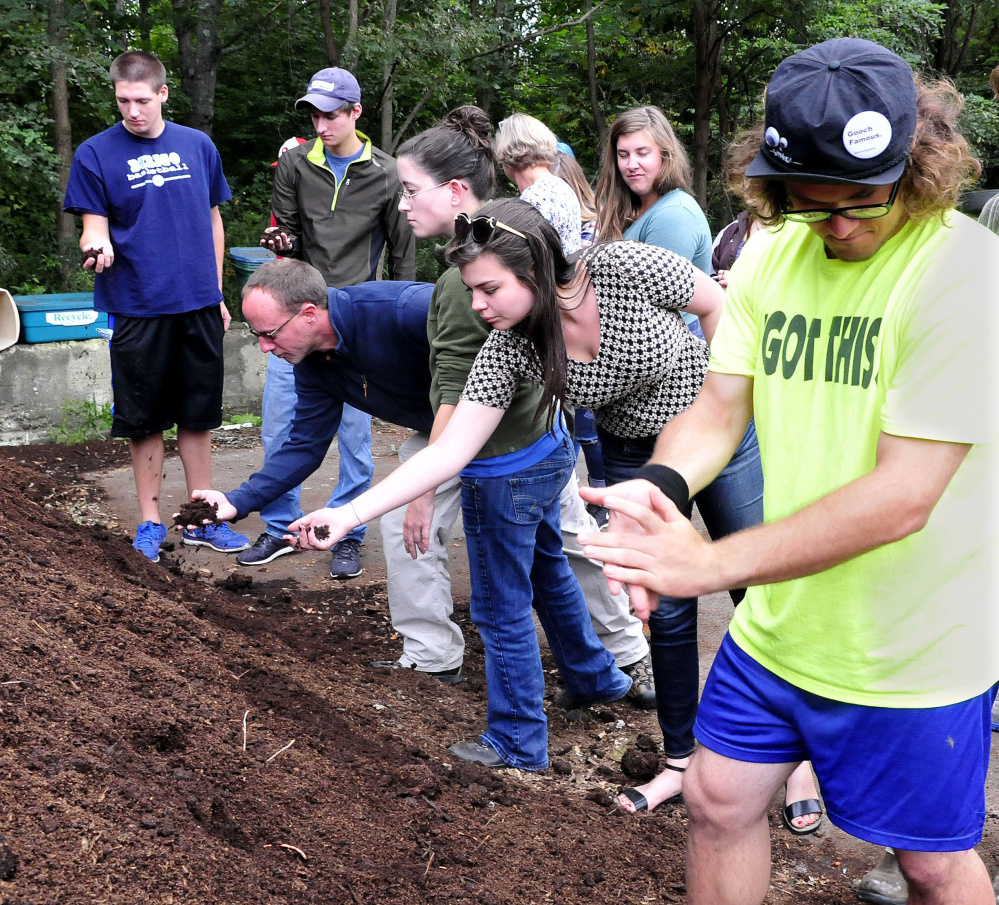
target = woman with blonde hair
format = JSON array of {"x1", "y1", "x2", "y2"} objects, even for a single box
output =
[{"x1": 495, "y1": 113, "x2": 582, "y2": 253}]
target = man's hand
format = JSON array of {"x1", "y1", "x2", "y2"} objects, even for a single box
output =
[
  {"x1": 82, "y1": 243, "x2": 114, "y2": 273},
  {"x1": 402, "y1": 490, "x2": 436, "y2": 558},
  {"x1": 287, "y1": 507, "x2": 357, "y2": 551},
  {"x1": 259, "y1": 227, "x2": 295, "y2": 254},
  {"x1": 219, "y1": 301, "x2": 231, "y2": 333},
  {"x1": 173, "y1": 490, "x2": 237, "y2": 528},
  {"x1": 579, "y1": 484, "x2": 717, "y2": 622}
]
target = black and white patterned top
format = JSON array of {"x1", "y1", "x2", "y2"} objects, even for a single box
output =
[{"x1": 461, "y1": 241, "x2": 709, "y2": 438}]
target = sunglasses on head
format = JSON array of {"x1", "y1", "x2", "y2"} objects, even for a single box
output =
[
  {"x1": 453, "y1": 212, "x2": 528, "y2": 243},
  {"x1": 780, "y1": 181, "x2": 901, "y2": 223}
]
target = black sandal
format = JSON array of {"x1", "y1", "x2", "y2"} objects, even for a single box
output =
[
  {"x1": 618, "y1": 762, "x2": 686, "y2": 814},
  {"x1": 782, "y1": 789, "x2": 824, "y2": 836}
]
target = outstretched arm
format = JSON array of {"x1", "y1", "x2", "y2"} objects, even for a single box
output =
[
  {"x1": 582, "y1": 430, "x2": 969, "y2": 621},
  {"x1": 290, "y1": 400, "x2": 505, "y2": 549}
]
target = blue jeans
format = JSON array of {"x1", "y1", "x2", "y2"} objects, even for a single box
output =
[
  {"x1": 573, "y1": 408, "x2": 605, "y2": 485},
  {"x1": 599, "y1": 421, "x2": 763, "y2": 758},
  {"x1": 259, "y1": 355, "x2": 372, "y2": 542},
  {"x1": 461, "y1": 436, "x2": 632, "y2": 770}
]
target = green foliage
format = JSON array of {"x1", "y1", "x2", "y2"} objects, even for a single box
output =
[
  {"x1": 4, "y1": 0, "x2": 999, "y2": 296},
  {"x1": 50, "y1": 398, "x2": 113, "y2": 445},
  {"x1": 960, "y1": 94, "x2": 999, "y2": 182}
]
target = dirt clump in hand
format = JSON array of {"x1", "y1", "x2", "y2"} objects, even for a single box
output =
[
  {"x1": 313, "y1": 525, "x2": 330, "y2": 541},
  {"x1": 81, "y1": 248, "x2": 101, "y2": 267},
  {"x1": 173, "y1": 499, "x2": 220, "y2": 528}
]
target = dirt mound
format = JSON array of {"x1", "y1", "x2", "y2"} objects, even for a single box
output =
[{"x1": 0, "y1": 449, "x2": 858, "y2": 904}]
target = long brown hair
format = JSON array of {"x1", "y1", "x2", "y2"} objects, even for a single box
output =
[
  {"x1": 445, "y1": 199, "x2": 576, "y2": 431},
  {"x1": 595, "y1": 106, "x2": 693, "y2": 241},
  {"x1": 550, "y1": 151, "x2": 598, "y2": 223},
  {"x1": 726, "y1": 77, "x2": 982, "y2": 226}
]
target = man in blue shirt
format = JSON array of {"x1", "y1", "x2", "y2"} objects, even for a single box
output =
[{"x1": 64, "y1": 50, "x2": 249, "y2": 563}]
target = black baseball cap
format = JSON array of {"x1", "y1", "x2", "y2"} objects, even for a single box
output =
[{"x1": 746, "y1": 38, "x2": 917, "y2": 185}]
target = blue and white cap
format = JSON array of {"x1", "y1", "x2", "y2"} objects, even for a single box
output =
[
  {"x1": 295, "y1": 67, "x2": 361, "y2": 112},
  {"x1": 746, "y1": 38, "x2": 917, "y2": 185}
]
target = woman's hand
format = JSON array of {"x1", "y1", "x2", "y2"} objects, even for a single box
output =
[
  {"x1": 287, "y1": 507, "x2": 358, "y2": 551},
  {"x1": 403, "y1": 490, "x2": 436, "y2": 558}
]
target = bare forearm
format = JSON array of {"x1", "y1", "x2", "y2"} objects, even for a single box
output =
[
  {"x1": 651, "y1": 374, "x2": 751, "y2": 496},
  {"x1": 211, "y1": 207, "x2": 224, "y2": 292}
]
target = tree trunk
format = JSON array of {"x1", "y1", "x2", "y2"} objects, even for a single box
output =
[
  {"x1": 48, "y1": 0, "x2": 75, "y2": 272},
  {"x1": 585, "y1": 0, "x2": 606, "y2": 149},
  {"x1": 320, "y1": 0, "x2": 339, "y2": 65},
  {"x1": 380, "y1": 0, "x2": 398, "y2": 151},
  {"x1": 690, "y1": 0, "x2": 721, "y2": 208},
  {"x1": 171, "y1": 0, "x2": 223, "y2": 135},
  {"x1": 342, "y1": 0, "x2": 360, "y2": 70}
]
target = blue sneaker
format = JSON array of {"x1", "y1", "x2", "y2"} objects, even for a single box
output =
[
  {"x1": 133, "y1": 520, "x2": 167, "y2": 563},
  {"x1": 182, "y1": 522, "x2": 251, "y2": 553}
]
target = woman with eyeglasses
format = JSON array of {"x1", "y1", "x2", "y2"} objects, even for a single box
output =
[
  {"x1": 296, "y1": 106, "x2": 631, "y2": 772},
  {"x1": 289, "y1": 195, "x2": 758, "y2": 799}
]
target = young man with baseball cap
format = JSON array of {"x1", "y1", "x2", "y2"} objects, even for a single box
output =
[
  {"x1": 580, "y1": 38, "x2": 998, "y2": 903},
  {"x1": 249, "y1": 67, "x2": 415, "y2": 578}
]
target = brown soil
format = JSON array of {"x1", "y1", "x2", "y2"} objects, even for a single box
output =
[
  {"x1": 0, "y1": 438, "x2": 929, "y2": 904},
  {"x1": 173, "y1": 500, "x2": 221, "y2": 529}
]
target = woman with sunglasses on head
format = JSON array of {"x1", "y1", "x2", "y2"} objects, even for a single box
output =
[
  {"x1": 293, "y1": 106, "x2": 632, "y2": 772},
  {"x1": 290, "y1": 197, "x2": 759, "y2": 803}
]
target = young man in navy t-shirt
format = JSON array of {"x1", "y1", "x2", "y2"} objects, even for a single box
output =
[{"x1": 64, "y1": 50, "x2": 249, "y2": 562}]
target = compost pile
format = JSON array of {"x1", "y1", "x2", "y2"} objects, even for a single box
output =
[{"x1": 0, "y1": 442, "x2": 862, "y2": 904}]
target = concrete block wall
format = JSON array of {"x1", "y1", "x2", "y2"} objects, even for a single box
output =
[{"x1": 0, "y1": 324, "x2": 268, "y2": 446}]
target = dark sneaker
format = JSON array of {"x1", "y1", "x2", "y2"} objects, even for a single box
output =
[
  {"x1": 622, "y1": 654, "x2": 657, "y2": 710},
  {"x1": 555, "y1": 683, "x2": 631, "y2": 710},
  {"x1": 237, "y1": 532, "x2": 295, "y2": 566},
  {"x1": 329, "y1": 538, "x2": 362, "y2": 579},
  {"x1": 448, "y1": 740, "x2": 508, "y2": 768},
  {"x1": 585, "y1": 501, "x2": 610, "y2": 529},
  {"x1": 133, "y1": 520, "x2": 167, "y2": 562},
  {"x1": 182, "y1": 522, "x2": 251, "y2": 553},
  {"x1": 371, "y1": 659, "x2": 463, "y2": 685}
]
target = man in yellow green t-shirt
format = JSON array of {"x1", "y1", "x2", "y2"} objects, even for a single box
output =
[{"x1": 580, "y1": 38, "x2": 999, "y2": 905}]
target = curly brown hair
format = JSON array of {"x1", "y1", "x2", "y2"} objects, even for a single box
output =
[
  {"x1": 991, "y1": 64, "x2": 999, "y2": 100},
  {"x1": 726, "y1": 77, "x2": 981, "y2": 226}
]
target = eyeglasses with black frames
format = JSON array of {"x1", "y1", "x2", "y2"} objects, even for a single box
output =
[
  {"x1": 453, "y1": 212, "x2": 528, "y2": 243},
  {"x1": 781, "y1": 181, "x2": 900, "y2": 223}
]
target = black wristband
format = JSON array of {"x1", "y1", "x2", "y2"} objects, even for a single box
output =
[{"x1": 634, "y1": 464, "x2": 692, "y2": 517}]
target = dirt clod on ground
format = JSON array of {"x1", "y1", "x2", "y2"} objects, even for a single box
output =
[{"x1": 0, "y1": 440, "x2": 875, "y2": 903}]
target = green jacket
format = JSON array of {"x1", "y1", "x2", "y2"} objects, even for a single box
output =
[
  {"x1": 429, "y1": 267, "x2": 548, "y2": 460},
  {"x1": 271, "y1": 133, "x2": 415, "y2": 286}
]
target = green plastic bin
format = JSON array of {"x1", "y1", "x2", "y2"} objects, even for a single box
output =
[{"x1": 230, "y1": 247, "x2": 277, "y2": 295}]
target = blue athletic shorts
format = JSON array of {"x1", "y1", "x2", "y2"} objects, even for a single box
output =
[{"x1": 695, "y1": 634, "x2": 996, "y2": 851}]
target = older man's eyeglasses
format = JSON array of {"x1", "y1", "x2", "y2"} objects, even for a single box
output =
[
  {"x1": 247, "y1": 309, "x2": 301, "y2": 340},
  {"x1": 453, "y1": 212, "x2": 528, "y2": 243}
]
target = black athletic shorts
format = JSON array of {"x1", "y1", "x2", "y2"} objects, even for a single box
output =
[{"x1": 109, "y1": 306, "x2": 224, "y2": 439}]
